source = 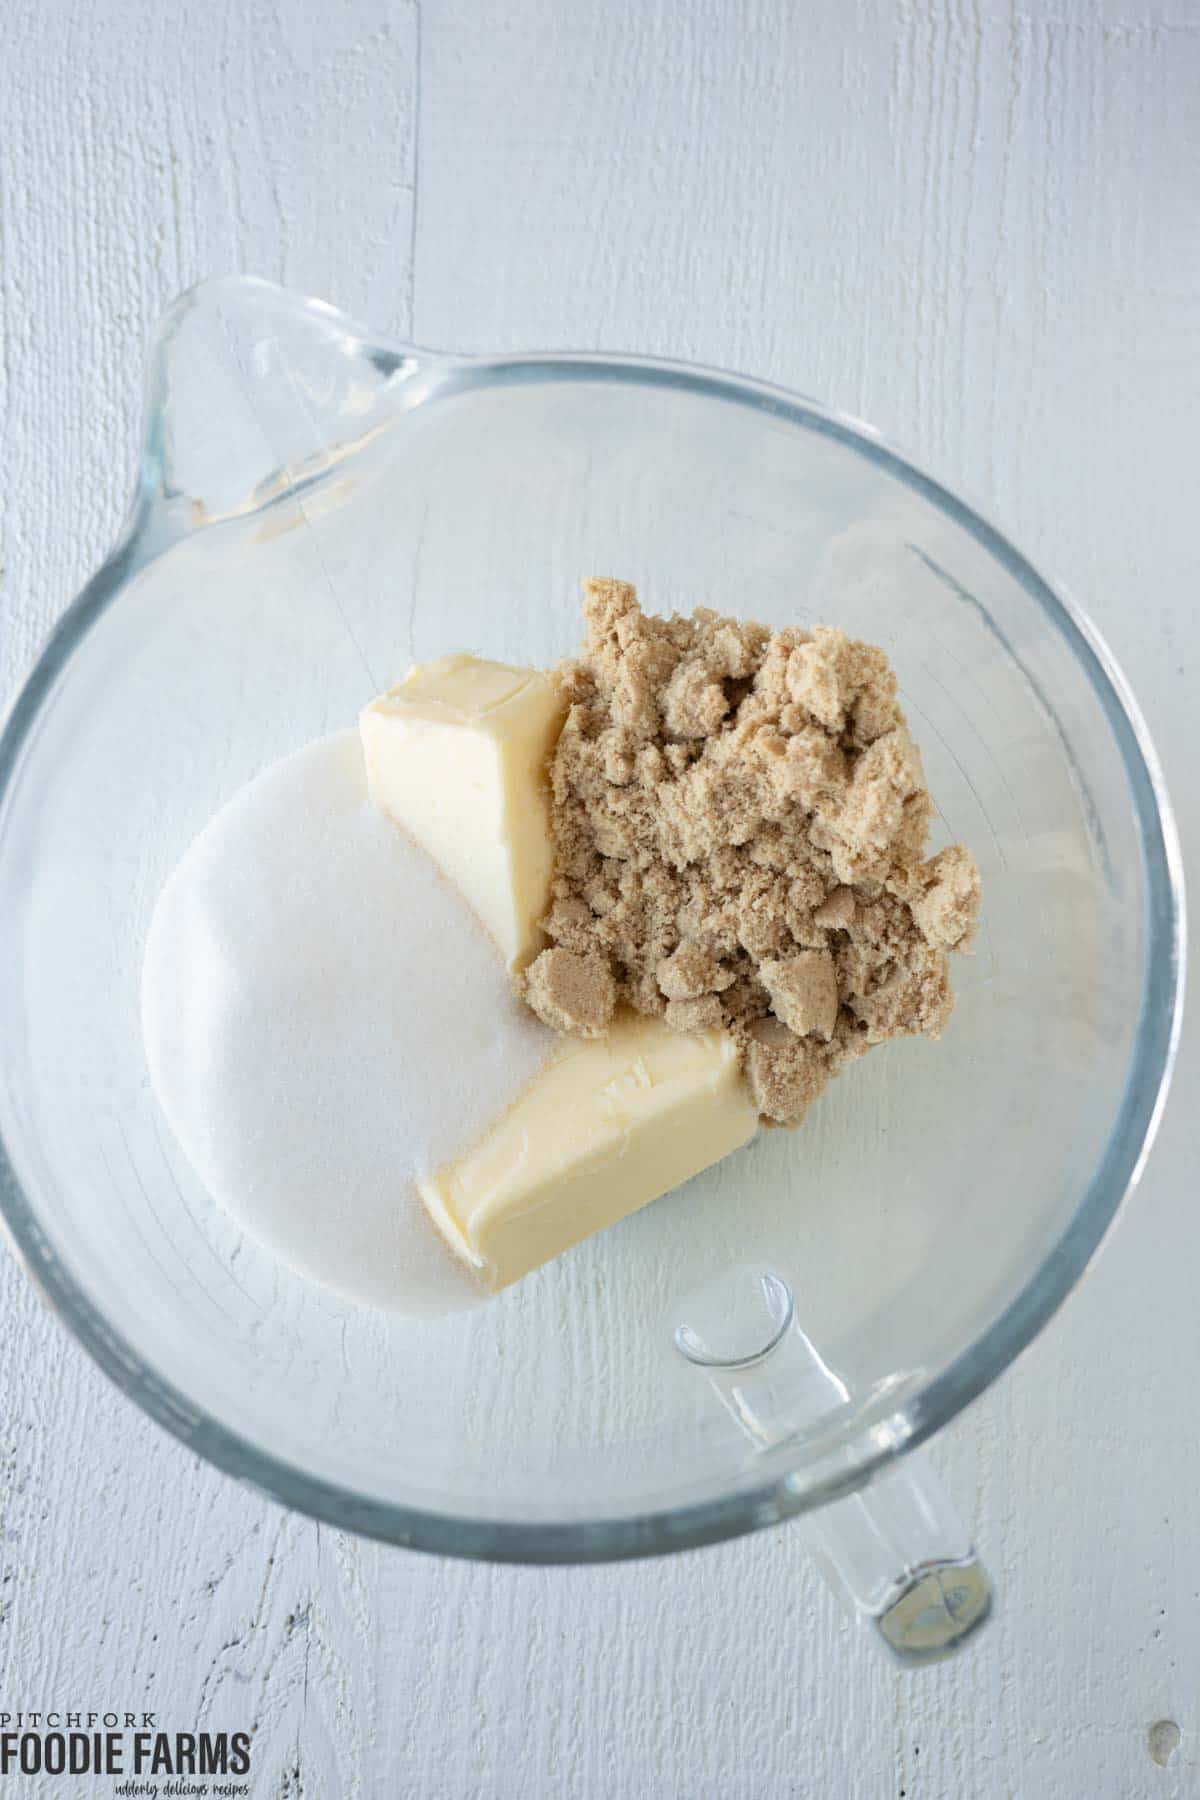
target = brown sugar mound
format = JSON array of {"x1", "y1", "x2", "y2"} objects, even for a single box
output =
[{"x1": 527, "y1": 579, "x2": 982, "y2": 1125}]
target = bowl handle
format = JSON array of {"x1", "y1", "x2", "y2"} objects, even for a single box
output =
[
  {"x1": 802, "y1": 1453, "x2": 992, "y2": 1664},
  {"x1": 673, "y1": 1268, "x2": 992, "y2": 1663}
]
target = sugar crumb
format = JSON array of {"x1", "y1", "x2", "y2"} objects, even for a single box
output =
[{"x1": 523, "y1": 946, "x2": 616, "y2": 1038}]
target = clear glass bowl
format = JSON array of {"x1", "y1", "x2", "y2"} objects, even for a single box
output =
[{"x1": 0, "y1": 279, "x2": 1184, "y2": 1571}]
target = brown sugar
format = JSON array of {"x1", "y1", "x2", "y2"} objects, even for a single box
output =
[
  {"x1": 523, "y1": 946, "x2": 616, "y2": 1038},
  {"x1": 760, "y1": 950, "x2": 839, "y2": 1041},
  {"x1": 524, "y1": 579, "x2": 982, "y2": 1125}
]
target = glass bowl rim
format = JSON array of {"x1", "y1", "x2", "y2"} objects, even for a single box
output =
[{"x1": 0, "y1": 314, "x2": 1185, "y2": 1563}]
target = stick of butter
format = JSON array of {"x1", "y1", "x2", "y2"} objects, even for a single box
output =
[
  {"x1": 361, "y1": 653, "x2": 758, "y2": 1289},
  {"x1": 360, "y1": 654, "x2": 566, "y2": 971},
  {"x1": 419, "y1": 1013, "x2": 757, "y2": 1290}
]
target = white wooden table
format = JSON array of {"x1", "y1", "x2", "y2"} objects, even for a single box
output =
[{"x1": 2, "y1": 3, "x2": 1197, "y2": 1794}]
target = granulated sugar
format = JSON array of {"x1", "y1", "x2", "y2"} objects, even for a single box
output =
[{"x1": 142, "y1": 731, "x2": 553, "y2": 1314}]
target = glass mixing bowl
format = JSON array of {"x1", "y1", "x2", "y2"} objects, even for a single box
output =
[{"x1": 0, "y1": 280, "x2": 1183, "y2": 1659}]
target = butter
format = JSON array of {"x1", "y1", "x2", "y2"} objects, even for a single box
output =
[
  {"x1": 362, "y1": 652, "x2": 759, "y2": 1289},
  {"x1": 360, "y1": 654, "x2": 566, "y2": 970},
  {"x1": 419, "y1": 1012, "x2": 758, "y2": 1289}
]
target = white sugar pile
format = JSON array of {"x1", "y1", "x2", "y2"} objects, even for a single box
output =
[{"x1": 142, "y1": 730, "x2": 554, "y2": 1315}]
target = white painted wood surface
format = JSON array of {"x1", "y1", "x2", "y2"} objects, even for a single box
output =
[{"x1": 2, "y1": 1, "x2": 1197, "y2": 1793}]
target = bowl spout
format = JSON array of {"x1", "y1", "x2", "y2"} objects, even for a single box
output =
[{"x1": 136, "y1": 275, "x2": 428, "y2": 534}]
